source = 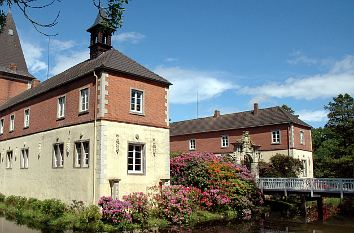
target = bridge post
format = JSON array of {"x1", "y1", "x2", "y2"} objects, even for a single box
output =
[{"x1": 316, "y1": 197, "x2": 324, "y2": 221}]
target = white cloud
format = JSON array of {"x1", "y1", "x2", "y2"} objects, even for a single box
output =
[
  {"x1": 112, "y1": 32, "x2": 145, "y2": 44},
  {"x1": 241, "y1": 56, "x2": 354, "y2": 101},
  {"x1": 154, "y1": 66, "x2": 236, "y2": 104},
  {"x1": 22, "y1": 41, "x2": 47, "y2": 73},
  {"x1": 287, "y1": 50, "x2": 333, "y2": 67},
  {"x1": 50, "y1": 50, "x2": 89, "y2": 75},
  {"x1": 297, "y1": 110, "x2": 328, "y2": 123},
  {"x1": 50, "y1": 39, "x2": 75, "y2": 51},
  {"x1": 164, "y1": 57, "x2": 179, "y2": 62}
]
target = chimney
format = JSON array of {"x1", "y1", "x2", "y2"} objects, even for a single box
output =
[
  {"x1": 253, "y1": 103, "x2": 259, "y2": 115},
  {"x1": 213, "y1": 110, "x2": 220, "y2": 118},
  {"x1": 31, "y1": 79, "x2": 40, "y2": 88},
  {"x1": 9, "y1": 63, "x2": 17, "y2": 71}
]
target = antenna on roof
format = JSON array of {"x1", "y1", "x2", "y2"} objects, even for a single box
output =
[
  {"x1": 47, "y1": 36, "x2": 51, "y2": 79},
  {"x1": 196, "y1": 88, "x2": 199, "y2": 118}
]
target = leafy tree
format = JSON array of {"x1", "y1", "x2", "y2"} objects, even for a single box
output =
[
  {"x1": 0, "y1": 0, "x2": 129, "y2": 35},
  {"x1": 281, "y1": 104, "x2": 295, "y2": 114},
  {"x1": 259, "y1": 154, "x2": 303, "y2": 178},
  {"x1": 313, "y1": 93, "x2": 354, "y2": 178}
]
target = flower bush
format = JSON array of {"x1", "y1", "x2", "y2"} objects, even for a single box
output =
[
  {"x1": 123, "y1": 192, "x2": 150, "y2": 224},
  {"x1": 98, "y1": 196, "x2": 132, "y2": 224},
  {"x1": 200, "y1": 189, "x2": 230, "y2": 211}
]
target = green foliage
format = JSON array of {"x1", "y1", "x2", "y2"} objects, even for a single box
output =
[
  {"x1": 259, "y1": 154, "x2": 303, "y2": 177},
  {"x1": 39, "y1": 199, "x2": 66, "y2": 218},
  {"x1": 0, "y1": 193, "x2": 5, "y2": 202},
  {"x1": 5, "y1": 195, "x2": 27, "y2": 209},
  {"x1": 75, "y1": 205, "x2": 103, "y2": 232},
  {"x1": 313, "y1": 93, "x2": 354, "y2": 178},
  {"x1": 281, "y1": 104, "x2": 295, "y2": 114}
]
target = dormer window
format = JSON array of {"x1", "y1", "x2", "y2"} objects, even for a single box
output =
[{"x1": 8, "y1": 29, "x2": 13, "y2": 36}]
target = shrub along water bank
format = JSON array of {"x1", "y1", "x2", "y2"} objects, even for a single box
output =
[{"x1": 0, "y1": 152, "x2": 265, "y2": 232}]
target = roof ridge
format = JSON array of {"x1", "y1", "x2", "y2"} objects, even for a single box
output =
[{"x1": 277, "y1": 106, "x2": 296, "y2": 121}]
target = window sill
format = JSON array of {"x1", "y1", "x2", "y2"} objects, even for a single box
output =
[
  {"x1": 130, "y1": 111, "x2": 145, "y2": 116},
  {"x1": 79, "y1": 110, "x2": 89, "y2": 116},
  {"x1": 52, "y1": 166, "x2": 64, "y2": 169},
  {"x1": 9, "y1": 130, "x2": 14, "y2": 133},
  {"x1": 271, "y1": 142, "x2": 281, "y2": 145},
  {"x1": 23, "y1": 126, "x2": 29, "y2": 129},
  {"x1": 6, "y1": 167, "x2": 12, "y2": 170},
  {"x1": 57, "y1": 116, "x2": 65, "y2": 121},
  {"x1": 127, "y1": 171, "x2": 145, "y2": 175},
  {"x1": 20, "y1": 167, "x2": 28, "y2": 169}
]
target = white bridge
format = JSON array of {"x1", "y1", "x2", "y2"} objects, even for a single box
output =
[{"x1": 257, "y1": 178, "x2": 354, "y2": 198}]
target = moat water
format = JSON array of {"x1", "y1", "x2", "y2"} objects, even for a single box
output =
[{"x1": 1, "y1": 216, "x2": 354, "y2": 233}]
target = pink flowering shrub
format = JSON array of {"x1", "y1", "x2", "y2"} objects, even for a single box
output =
[
  {"x1": 123, "y1": 192, "x2": 150, "y2": 224},
  {"x1": 154, "y1": 185, "x2": 198, "y2": 224},
  {"x1": 200, "y1": 189, "x2": 230, "y2": 211},
  {"x1": 98, "y1": 196, "x2": 132, "y2": 224},
  {"x1": 170, "y1": 152, "x2": 263, "y2": 211}
]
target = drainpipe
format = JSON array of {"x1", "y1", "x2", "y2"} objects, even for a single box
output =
[
  {"x1": 287, "y1": 123, "x2": 290, "y2": 156},
  {"x1": 92, "y1": 71, "x2": 99, "y2": 204}
]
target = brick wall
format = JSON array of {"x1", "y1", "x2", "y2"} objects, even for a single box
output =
[
  {"x1": 0, "y1": 74, "x2": 96, "y2": 141},
  {"x1": 0, "y1": 75, "x2": 29, "y2": 105},
  {"x1": 170, "y1": 124, "x2": 312, "y2": 154},
  {"x1": 102, "y1": 72, "x2": 168, "y2": 129}
]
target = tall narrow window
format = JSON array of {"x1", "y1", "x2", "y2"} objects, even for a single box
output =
[
  {"x1": 80, "y1": 88, "x2": 89, "y2": 112},
  {"x1": 6, "y1": 151, "x2": 13, "y2": 169},
  {"x1": 127, "y1": 144, "x2": 144, "y2": 174},
  {"x1": 221, "y1": 135, "x2": 229, "y2": 148},
  {"x1": 0, "y1": 118, "x2": 4, "y2": 134},
  {"x1": 53, "y1": 143, "x2": 64, "y2": 168},
  {"x1": 9, "y1": 114, "x2": 15, "y2": 132},
  {"x1": 74, "y1": 141, "x2": 89, "y2": 168},
  {"x1": 271, "y1": 130, "x2": 280, "y2": 144},
  {"x1": 130, "y1": 89, "x2": 143, "y2": 113},
  {"x1": 20, "y1": 148, "x2": 29, "y2": 169},
  {"x1": 302, "y1": 159, "x2": 307, "y2": 177},
  {"x1": 24, "y1": 109, "x2": 30, "y2": 128},
  {"x1": 57, "y1": 96, "x2": 66, "y2": 118},
  {"x1": 189, "y1": 139, "x2": 196, "y2": 150},
  {"x1": 300, "y1": 131, "x2": 305, "y2": 145}
]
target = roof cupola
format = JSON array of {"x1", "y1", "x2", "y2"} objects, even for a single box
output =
[{"x1": 87, "y1": 8, "x2": 114, "y2": 59}]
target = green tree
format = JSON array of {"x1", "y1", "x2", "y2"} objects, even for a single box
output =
[
  {"x1": 0, "y1": 0, "x2": 129, "y2": 35},
  {"x1": 281, "y1": 104, "x2": 295, "y2": 114},
  {"x1": 313, "y1": 93, "x2": 354, "y2": 178},
  {"x1": 259, "y1": 154, "x2": 303, "y2": 178}
]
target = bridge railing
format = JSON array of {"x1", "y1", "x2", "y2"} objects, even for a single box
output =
[{"x1": 257, "y1": 178, "x2": 354, "y2": 197}]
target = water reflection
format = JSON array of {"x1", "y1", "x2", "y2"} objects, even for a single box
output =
[{"x1": 0, "y1": 217, "x2": 353, "y2": 233}]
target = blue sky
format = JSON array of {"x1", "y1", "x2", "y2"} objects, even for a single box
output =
[{"x1": 7, "y1": 0, "x2": 354, "y2": 128}]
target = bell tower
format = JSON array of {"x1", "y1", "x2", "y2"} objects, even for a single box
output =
[{"x1": 87, "y1": 8, "x2": 114, "y2": 59}]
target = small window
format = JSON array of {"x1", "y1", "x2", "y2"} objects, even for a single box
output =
[
  {"x1": 189, "y1": 139, "x2": 196, "y2": 150},
  {"x1": 24, "y1": 109, "x2": 30, "y2": 128},
  {"x1": 80, "y1": 88, "x2": 89, "y2": 112},
  {"x1": 271, "y1": 130, "x2": 280, "y2": 144},
  {"x1": 74, "y1": 141, "x2": 89, "y2": 168},
  {"x1": 221, "y1": 135, "x2": 229, "y2": 148},
  {"x1": 127, "y1": 144, "x2": 144, "y2": 174},
  {"x1": 0, "y1": 118, "x2": 4, "y2": 134},
  {"x1": 300, "y1": 131, "x2": 305, "y2": 145},
  {"x1": 6, "y1": 151, "x2": 13, "y2": 169},
  {"x1": 302, "y1": 159, "x2": 307, "y2": 177},
  {"x1": 130, "y1": 89, "x2": 143, "y2": 113},
  {"x1": 9, "y1": 114, "x2": 15, "y2": 132},
  {"x1": 57, "y1": 96, "x2": 66, "y2": 118},
  {"x1": 53, "y1": 143, "x2": 64, "y2": 168},
  {"x1": 20, "y1": 148, "x2": 29, "y2": 169}
]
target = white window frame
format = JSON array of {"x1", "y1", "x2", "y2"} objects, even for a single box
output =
[
  {"x1": 74, "y1": 141, "x2": 90, "y2": 168},
  {"x1": 271, "y1": 130, "x2": 280, "y2": 144},
  {"x1": 300, "y1": 131, "x2": 305, "y2": 145},
  {"x1": 0, "y1": 118, "x2": 4, "y2": 134},
  {"x1": 9, "y1": 114, "x2": 15, "y2": 132},
  {"x1": 127, "y1": 144, "x2": 144, "y2": 174},
  {"x1": 53, "y1": 143, "x2": 64, "y2": 168},
  {"x1": 20, "y1": 148, "x2": 29, "y2": 169},
  {"x1": 302, "y1": 159, "x2": 307, "y2": 177},
  {"x1": 221, "y1": 135, "x2": 229, "y2": 148},
  {"x1": 130, "y1": 89, "x2": 144, "y2": 114},
  {"x1": 57, "y1": 96, "x2": 66, "y2": 118},
  {"x1": 24, "y1": 108, "x2": 30, "y2": 128},
  {"x1": 79, "y1": 88, "x2": 89, "y2": 112},
  {"x1": 6, "y1": 151, "x2": 13, "y2": 169},
  {"x1": 189, "y1": 139, "x2": 196, "y2": 150}
]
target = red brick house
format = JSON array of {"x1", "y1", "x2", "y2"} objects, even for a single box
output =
[
  {"x1": 170, "y1": 104, "x2": 313, "y2": 177},
  {"x1": 0, "y1": 9, "x2": 171, "y2": 203}
]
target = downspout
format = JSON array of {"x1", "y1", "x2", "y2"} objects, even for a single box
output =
[
  {"x1": 287, "y1": 123, "x2": 291, "y2": 156},
  {"x1": 93, "y1": 71, "x2": 99, "y2": 204}
]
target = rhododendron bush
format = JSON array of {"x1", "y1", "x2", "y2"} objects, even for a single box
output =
[{"x1": 170, "y1": 152, "x2": 263, "y2": 211}]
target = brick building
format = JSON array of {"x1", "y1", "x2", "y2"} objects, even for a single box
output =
[
  {"x1": 0, "y1": 9, "x2": 171, "y2": 203},
  {"x1": 170, "y1": 104, "x2": 313, "y2": 178}
]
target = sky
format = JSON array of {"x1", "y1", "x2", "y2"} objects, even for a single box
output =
[{"x1": 6, "y1": 0, "x2": 354, "y2": 128}]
